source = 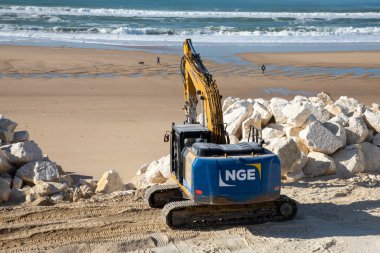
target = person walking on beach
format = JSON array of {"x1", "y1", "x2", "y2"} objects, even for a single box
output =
[
  {"x1": 156, "y1": 56, "x2": 161, "y2": 65},
  {"x1": 261, "y1": 64, "x2": 266, "y2": 75}
]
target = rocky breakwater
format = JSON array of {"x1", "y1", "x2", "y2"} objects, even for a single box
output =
[
  {"x1": 0, "y1": 115, "x2": 127, "y2": 205},
  {"x1": 131, "y1": 92, "x2": 380, "y2": 187}
]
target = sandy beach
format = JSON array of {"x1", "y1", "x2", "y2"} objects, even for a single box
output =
[{"x1": 1, "y1": 45, "x2": 380, "y2": 181}]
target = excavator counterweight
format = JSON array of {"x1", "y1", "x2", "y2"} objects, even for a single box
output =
[{"x1": 145, "y1": 39, "x2": 297, "y2": 229}]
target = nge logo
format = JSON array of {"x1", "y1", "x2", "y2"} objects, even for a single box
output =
[
  {"x1": 219, "y1": 169, "x2": 255, "y2": 187},
  {"x1": 219, "y1": 163, "x2": 261, "y2": 187}
]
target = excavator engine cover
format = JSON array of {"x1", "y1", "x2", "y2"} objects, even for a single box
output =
[{"x1": 182, "y1": 143, "x2": 281, "y2": 205}]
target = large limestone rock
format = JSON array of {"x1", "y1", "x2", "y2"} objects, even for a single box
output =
[
  {"x1": 253, "y1": 102, "x2": 272, "y2": 126},
  {"x1": 0, "y1": 177, "x2": 11, "y2": 202},
  {"x1": 266, "y1": 137, "x2": 302, "y2": 175},
  {"x1": 0, "y1": 141, "x2": 43, "y2": 165},
  {"x1": 329, "y1": 114, "x2": 349, "y2": 127},
  {"x1": 222, "y1": 97, "x2": 239, "y2": 112},
  {"x1": 0, "y1": 129, "x2": 14, "y2": 143},
  {"x1": 12, "y1": 176, "x2": 23, "y2": 189},
  {"x1": 241, "y1": 111, "x2": 262, "y2": 140},
  {"x1": 16, "y1": 160, "x2": 61, "y2": 185},
  {"x1": 0, "y1": 150, "x2": 13, "y2": 174},
  {"x1": 96, "y1": 170, "x2": 125, "y2": 194},
  {"x1": 282, "y1": 102, "x2": 311, "y2": 127},
  {"x1": 299, "y1": 121, "x2": 343, "y2": 154},
  {"x1": 373, "y1": 133, "x2": 380, "y2": 146},
  {"x1": 13, "y1": 131, "x2": 29, "y2": 143},
  {"x1": 317, "y1": 91, "x2": 334, "y2": 105},
  {"x1": 325, "y1": 104, "x2": 343, "y2": 117},
  {"x1": 0, "y1": 173, "x2": 12, "y2": 187},
  {"x1": 262, "y1": 125, "x2": 285, "y2": 140},
  {"x1": 304, "y1": 102, "x2": 331, "y2": 123},
  {"x1": 360, "y1": 142, "x2": 380, "y2": 173},
  {"x1": 334, "y1": 96, "x2": 359, "y2": 115},
  {"x1": 303, "y1": 152, "x2": 336, "y2": 177},
  {"x1": 363, "y1": 109, "x2": 380, "y2": 132},
  {"x1": 323, "y1": 121, "x2": 346, "y2": 148},
  {"x1": 269, "y1": 97, "x2": 289, "y2": 124},
  {"x1": 229, "y1": 135, "x2": 239, "y2": 144},
  {"x1": 345, "y1": 116, "x2": 369, "y2": 145},
  {"x1": 8, "y1": 186, "x2": 31, "y2": 203},
  {"x1": 157, "y1": 155, "x2": 171, "y2": 179},
  {"x1": 332, "y1": 145, "x2": 365, "y2": 178},
  {"x1": 145, "y1": 160, "x2": 167, "y2": 184},
  {"x1": 224, "y1": 100, "x2": 253, "y2": 136},
  {"x1": 283, "y1": 126, "x2": 303, "y2": 138},
  {"x1": 34, "y1": 182, "x2": 67, "y2": 197},
  {"x1": 0, "y1": 115, "x2": 17, "y2": 131}
]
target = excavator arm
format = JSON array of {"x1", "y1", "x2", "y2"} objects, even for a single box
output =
[{"x1": 180, "y1": 39, "x2": 226, "y2": 144}]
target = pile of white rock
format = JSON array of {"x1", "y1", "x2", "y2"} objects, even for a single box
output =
[
  {"x1": 132, "y1": 92, "x2": 380, "y2": 187},
  {"x1": 0, "y1": 115, "x2": 126, "y2": 205}
]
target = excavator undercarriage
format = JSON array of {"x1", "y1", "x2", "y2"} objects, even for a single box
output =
[{"x1": 145, "y1": 185, "x2": 297, "y2": 229}]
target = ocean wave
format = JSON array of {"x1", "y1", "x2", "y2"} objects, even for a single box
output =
[
  {"x1": 2, "y1": 5, "x2": 380, "y2": 20},
  {"x1": 1, "y1": 25, "x2": 380, "y2": 44},
  {"x1": 2, "y1": 25, "x2": 380, "y2": 37}
]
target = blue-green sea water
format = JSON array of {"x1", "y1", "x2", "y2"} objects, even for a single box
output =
[{"x1": 1, "y1": 0, "x2": 380, "y2": 49}]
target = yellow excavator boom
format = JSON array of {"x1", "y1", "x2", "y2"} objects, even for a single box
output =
[{"x1": 180, "y1": 39, "x2": 226, "y2": 144}]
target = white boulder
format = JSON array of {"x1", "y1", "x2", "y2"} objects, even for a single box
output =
[
  {"x1": 0, "y1": 150, "x2": 13, "y2": 174},
  {"x1": 229, "y1": 135, "x2": 239, "y2": 144},
  {"x1": 96, "y1": 170, "x2": 125, "y2": 194},
  {"x1": 317, "y1": 91, "x2": 334, "y2": 105},
  {"x1": 323, "y1": 121, "x2": 346, "y2": 148},
  {"x1": 345, "y1": 116, "x2": 369, "y2": 145},
  {"x1": 303, "y1": 152, "x2": 336, "y2": 177},
  {"x1": 304, "y1": 102, "x2": 331, "y2": 123},
  {"x1": 262, "y1": 125, "x2": 285, "y2": 140},
  {"x1": 371, "y1": 103, "x2": 380, "y2": 112},
  {"x1": 373, "y1": 133, "x2": 380, "y2": 146},
  {"x1": 329, "y1": 114, "x2": 349, "y2": 126},
  {"x1": 334, "y1": 96, "x2": 359, "y2": 115},
  {"x1": 325, "y1": 104, "x2": 342, "y2": 117},
  {"x1": 12, "y1": 176, "x2": 23, "y2": 189},
  {"x1": 224, "y1": 100, "x2": 253, "y2": 136},
  {"x1": 241, "y1": 111, "x2": 262, "y2": 140},
  {"x1": 283, "y1": 126, "x2": 303, "y2": 138},
  {"x1": 158, "y1": 155, "x2": 171, "y2": 179},
  {"x1": 0, "y1": 141, "x2": 43, "y2": 165},
  {"x1": 34, "y1": 182, "x2": 67, "y2": 196},
  {"x1": 299, "y1": 121, "x2": 343, "y2": 154},
  {"x1": 266, "y1": 137, "x2": 302, "y2": 175},
  {"x1": 8, "y1": 186, "x2": 31, "y2": 203},
  {"x1": 269, "y1": 97, "x2": 289, "y2": 124},
  {"x1": 145, "y1": 160, "x2": 167, "y2": 184},
  {"x1": 360, "y1": 142, "x2": 380, "y2": 173},
  {"x1": 332, "y1": 145, "x2": 365, "y2": 178},
  {"x1": 0, "y1": 115, "x2": 17, "y2": 131},
  {"x1": 253, "y1": 102, "x2": 272, "y2": 126},
  {"x1": 0, "y1": 130, "x2": 14, "y2": 143},
  {"x1": 16, "y1": 160, "x2": 61, "y2": 185},
  {"x1": 363, "y1": 109, "x2": 380, "y2": 132},
  {"x1": 222, "y1": 97, "x2": 239, "y2": 112},
  {"x1": 0, "y1": 177, "x2": 11, "y2": 202},
  {"x1": 13, "y1": 131, "x2": 29, "y2": 143},
  {"x1": 282, "y1": 102, "x2": 311, "y2": 127}
]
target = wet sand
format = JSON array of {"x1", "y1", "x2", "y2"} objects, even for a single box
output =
[{"x1": 0, "y1": 45, "x2": 379, "y2": 181}]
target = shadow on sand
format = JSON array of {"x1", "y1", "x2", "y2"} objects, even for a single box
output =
[{"x1": 244, "y1": 199, "x2": 380, "y2": 239}]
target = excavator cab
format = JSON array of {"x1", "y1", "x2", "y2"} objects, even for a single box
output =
[{"x1": 170, "y1": 124, "x2": 210, "y2": 185}]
